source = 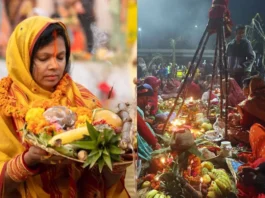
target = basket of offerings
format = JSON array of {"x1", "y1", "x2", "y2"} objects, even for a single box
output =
[{"x1": 22, "y1": 103, "x2": 134, "y2": 172}]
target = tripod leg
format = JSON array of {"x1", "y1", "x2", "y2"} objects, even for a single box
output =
[
  {"x1": 207, "y1": 34, "x2": 219, "y2": 117},
  {"x1": 162, "y1": 27, "x2": 210, "y2": 133},
  {"x1": 190, "y1": 33, "x2": 211, "y2": 80}
]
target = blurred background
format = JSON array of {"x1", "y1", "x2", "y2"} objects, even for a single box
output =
[
  {"x1": 0, "y1": 0, "x2": 137, "y2": 197},
  {"x1": 0, "y1": 0, "x2": 137, "y2": 109}
]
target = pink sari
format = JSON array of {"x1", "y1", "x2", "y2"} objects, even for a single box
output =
[{"x1": 227, "y1": 78, "x2": 246, "y2": 107}]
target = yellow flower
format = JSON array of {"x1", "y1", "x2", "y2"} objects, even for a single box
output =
[
  {"x1": 25, "y1": 108, "x2": 45, "y2": 122},
  {"x1": 75, "y1": 115, "x2": 91, "y2": 128}
]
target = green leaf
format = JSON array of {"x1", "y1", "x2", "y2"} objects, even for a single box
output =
[
  {"x1": 104, "y1": 129, "x2": 113, "y2": 143},
  {"x1": 103, "y1": 148, "x2": 109, "y2": 156},
  {"x1": 89, "y1": 150, "x2": 102, "y2": 169},
  {"x1": 111, "y1": 154, "x2": 121, "y2": 162},
  {"x1": 39, "y1": 132, "x2": 52, "y2": 144},
  {"x1": 151, "y1": 147, "x2": 171, "y2": 156},
  {"x1": 109, "y1": 134, "x2": 121, "y2": 145},
  {"x1": 54, "y1": 145, "x2": 76, "y2": 157},
  {"x1": 98, "y1": 157, "x2": 105, "y2": 173},
  {"x1": 109, "y1": 145, "x2": 124, "y2": 155},
  {"x1": 88, "y1": 150, "x2": 99, "y2": 158},
  {"x1": 86, "y1": 121, "x2": 99, "y2": 141},
  {"x1": 71, "y1": 140, "x2": 97, "y2": 150},
  {"x1": 97, "y1": 133, "x2": 105, "y2": 145},
  {"x1": 83, "y1": 152, "x2": 97, "y2": 168},
  {"x1": 103, "y1": 153, "x2": 112, "y2": 171},
  {"x1": 82, "y1": 135, "x2": 92, "y2": 141},
  {"x1": 156, "y1": 133, "x2": 171, "y2": 144},
  {"x1": 188, "y1": 144, "x2": 202, "y2": 158}
]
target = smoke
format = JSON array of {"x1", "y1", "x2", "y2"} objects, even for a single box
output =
[
  {"x1": 138, "y1": 0, "x2": 212, "y2": 49},
  {"x1": 139, "y1": 0, "x2": 265, "y2": 50}
]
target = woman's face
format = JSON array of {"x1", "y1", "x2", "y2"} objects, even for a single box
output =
[
  {"x1": 32, "y1": 36, "x2": 66, "y2": 91},
  {"x1": 243, "y1": 87, "x2": 249, "y2": 97}
]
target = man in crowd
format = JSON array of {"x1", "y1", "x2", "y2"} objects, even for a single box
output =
[{"x1": 227, "y1": 25, "x2": 255, "y2": 87}]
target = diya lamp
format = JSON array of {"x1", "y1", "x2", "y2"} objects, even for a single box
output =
[
  {"x1": 171, "y1": 119, "x2": 186, "y2": 131},
  {"x1": 187, "y1": 97, "x2": 195, "y2": 106},
  {"x1": 160, "y1": 156, "x2": 166, "y2": 165}
]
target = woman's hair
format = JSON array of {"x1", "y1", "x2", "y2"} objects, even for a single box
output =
[
  {"x1": 254, "y1": 172, "x2": 265, "y2": 194},
  {"x1": 30, "y1": 23, "x2": 70, "y2": 74},
  {"x1": 250, "y1": 77, "x2": 265, "y2": 95}
]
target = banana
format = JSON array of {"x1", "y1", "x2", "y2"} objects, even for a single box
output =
[
  {"x1": 146, "y1": 190, "x2": 158, "y2": 198},
  {"x1": 48, "y1": 127, "x2": 89, "y2": 146},
  {"x1": 202, "y1": 167, "x2": 209, "y2": 175},
  {"x1": 208, "y1": 181, "x2": 223, "y2": 197},
  {"x1": 153, "y1": 194, "x2": 161, "y2": 198},
  {"x1": 208, "y1": 172, "x2": 216, "y2": 180},
  {"x1": 215, "y1": 179, "x2": 229, "y2": 194},
  {"x1": 206, "y1": 191, "x2": 216, "y2": 198},
  {"x1": 217, "y1": 176, "x2": 231, "y2": 190},
  {"x1": 212, "y1": 169, "x2": 229, "y2": 179},
  {"x1": 201, "y1": 161, "x2": 214, "y2": 171}
]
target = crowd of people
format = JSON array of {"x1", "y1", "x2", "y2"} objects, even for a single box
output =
[
  {"x1": 0, "y1": 0, "x2": 137, "y2": 59},
  {"x1": 137, "y1": 24, "x2": 265, "y2": 197}
]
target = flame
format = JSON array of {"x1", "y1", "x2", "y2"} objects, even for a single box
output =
[
  {"x1": 171, "y1": 119, "x2": 186, "y2": 126},
  {"x1": 160, "y1": 157, "x2": 166, "y2": 164}
]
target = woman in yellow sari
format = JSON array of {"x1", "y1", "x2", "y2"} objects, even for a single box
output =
[{"x1": 0, "y1": 16, "x2": 129, "y2": 198}]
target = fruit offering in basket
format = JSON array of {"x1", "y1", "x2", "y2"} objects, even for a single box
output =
[
  {"x1": 23, "y1": 104, "x2": 134, "y2": 172},
  {"x1": 201, "y1": 162, "x2": 233, "y2": 198}
]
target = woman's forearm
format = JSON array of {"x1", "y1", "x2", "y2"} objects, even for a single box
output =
[
  {"x1": 2, "y1": 153, "x2": 40, "y2": 196},
  {"x1": 3, "y1": 171, "x2": 21, "y2": 196}
]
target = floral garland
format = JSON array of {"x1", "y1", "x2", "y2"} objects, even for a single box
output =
[{"x1": 0, "y1": 74, "x2": 70, "y2": 119}]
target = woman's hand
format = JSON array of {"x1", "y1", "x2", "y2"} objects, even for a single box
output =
[
  {"x1": 24, "y1": 146, "x2": 70, "y2": 167},
  {"x1": 238, "y1": 167, "x2": 257, "y2": 185}
]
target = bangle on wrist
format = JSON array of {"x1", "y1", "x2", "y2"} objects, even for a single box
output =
[{"x1": 6, "y1": 152, "x2": 40, "y2": 183}]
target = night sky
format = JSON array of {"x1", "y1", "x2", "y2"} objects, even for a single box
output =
[{"x1": 138, "y1": 0, "x2": 265, "y2": 49}]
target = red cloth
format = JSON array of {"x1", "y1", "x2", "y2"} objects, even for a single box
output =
[
  {"x1": 137, "y1": 91, "x2": 159, "y2": 116},
  {"x1": 137, "y1": 112, "x2": 158, "y2": 148},
  {"x1": 144, "y1": 76, "x2": 161, "y2": 90},
  {"x1": 186, "y1": 82, "x2": 202, "y2": 99},
  {"x1": 241, "y1": 111, "x2": 265, "y2": 129},
  {"x1": 250, "y1": 124, "x2": 265, "y2": 160},
  {"x1": 98, "y1": 82, "x2": 115, "y2": 98},
  {"x1": 208, "y1": 0, "x2": 232, "y2": 38},
  {"x1": 237, "y1": 158, "x2": 265, "y2": 198},
  {"x1": 228, "y1": 79, "x2": 246, "y2": 107},
  {"x1": 163, "y1": 80, "x2": 180, "y2": 94}
]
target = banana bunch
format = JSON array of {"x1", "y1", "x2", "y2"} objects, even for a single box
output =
[
  {"x1": 145, "y1": 190, "x2": 170, "y2": 198},
  {"x1": 201, "y1": 161, "x2": 232, "y2": 198}
]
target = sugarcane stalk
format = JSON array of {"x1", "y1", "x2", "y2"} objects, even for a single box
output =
[
  {"x1": 221, "y1": 20, "x2": 229, "y2": 139},
  {"x1": 218, "y1": 28, "x2": 224, "y2": 119}
]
